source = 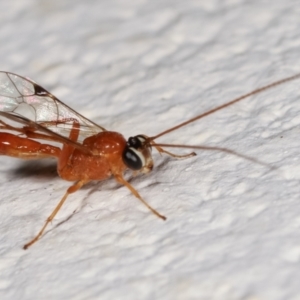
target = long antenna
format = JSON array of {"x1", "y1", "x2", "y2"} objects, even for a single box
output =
[
  {"x1": 153, "y1": 143, "x2": 276, "y2": 169},
  {"x1": 149, "y1": 73, "x2": 300, "y2": 141}
]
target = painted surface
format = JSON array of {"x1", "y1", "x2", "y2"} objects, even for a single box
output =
[{"x1": 0, "y1": 1, "x2": 300, "y2": 299}]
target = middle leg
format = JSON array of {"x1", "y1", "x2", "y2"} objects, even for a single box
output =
[{"x1": 23, "y1": 179, "x2": 89, "y2": 249}]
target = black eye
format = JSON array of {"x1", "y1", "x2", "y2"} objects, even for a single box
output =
[
  {"x1": 128, "y1": 136, "x2": 142, "y2": 149},
  {"x1": 122, "y1": 147, "x2": 143, "y2": 170}
]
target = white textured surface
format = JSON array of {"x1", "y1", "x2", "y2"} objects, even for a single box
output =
[{"x1": 1, "y1": 1, "x2": 300, "y2": 299}]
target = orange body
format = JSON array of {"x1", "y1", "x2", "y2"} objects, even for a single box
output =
[
  {"x1": 0, "y1": 123, "x2": 165, "y2": 249},
  {"x1": 0, "y1": 131, "x2": 127, "y2": 182},
  {"x1": 0, "y1": 132, "x2": 60, "y2": 158},
  {"x1": 59, "y1": 131, "x2": 127, "y2": 181}
]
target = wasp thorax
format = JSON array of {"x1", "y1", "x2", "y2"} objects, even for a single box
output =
[{"x1": 122, "y1": 135, "x2": 153, "y2": 173}]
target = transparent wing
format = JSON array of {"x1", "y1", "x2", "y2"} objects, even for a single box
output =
[
  {"x1": 0, "y1": 71, "x2": 106, "y2": 142},
  {"x1": 0, "y1": 111, "x2": 94, "y2": 154}
]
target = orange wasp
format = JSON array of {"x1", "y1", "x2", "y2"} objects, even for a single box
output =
[{"x1": 0, "y1": 71, "x2": 299, "y2": 249}]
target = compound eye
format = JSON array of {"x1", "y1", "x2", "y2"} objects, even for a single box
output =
[
  {"x1": 122, "y1": 147, "x2": 145, "y2": 170},
  {"x1": 128, "y1": 136, "x2": 142, "y2": 149}
]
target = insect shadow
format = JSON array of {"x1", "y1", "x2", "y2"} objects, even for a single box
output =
[{"x1": 9, "y1": 160, "x2": 57, "y2": 179}]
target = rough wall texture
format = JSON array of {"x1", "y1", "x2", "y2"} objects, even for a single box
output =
[{"x1": 0, "y1": 1, "x2": 300, "y2": 299}]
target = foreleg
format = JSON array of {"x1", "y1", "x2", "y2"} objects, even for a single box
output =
[{"x1": 114, "y1": 174, "x2": 166, "y2": 220}]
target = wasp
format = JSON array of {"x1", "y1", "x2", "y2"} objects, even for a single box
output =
[{"x1": 0, "y1": 71, "x2": 299, "y2": 249}]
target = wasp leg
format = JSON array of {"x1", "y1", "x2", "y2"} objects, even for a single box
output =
[
  {"x1": 23, "y1": 120, "x2": 84, "y2": 249},
  {"x1": 23, "y1": 179, "x2": 89, "y2": 249},
  {"x1": 57, "y1": 120, "x2": 80, "y2": 171},
  {"x1": 114, "y1": 174, "x2": 166, "y2": 221},
  {"x1": 153, "y1": 144, "x2": 196, "y2": 159}
]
